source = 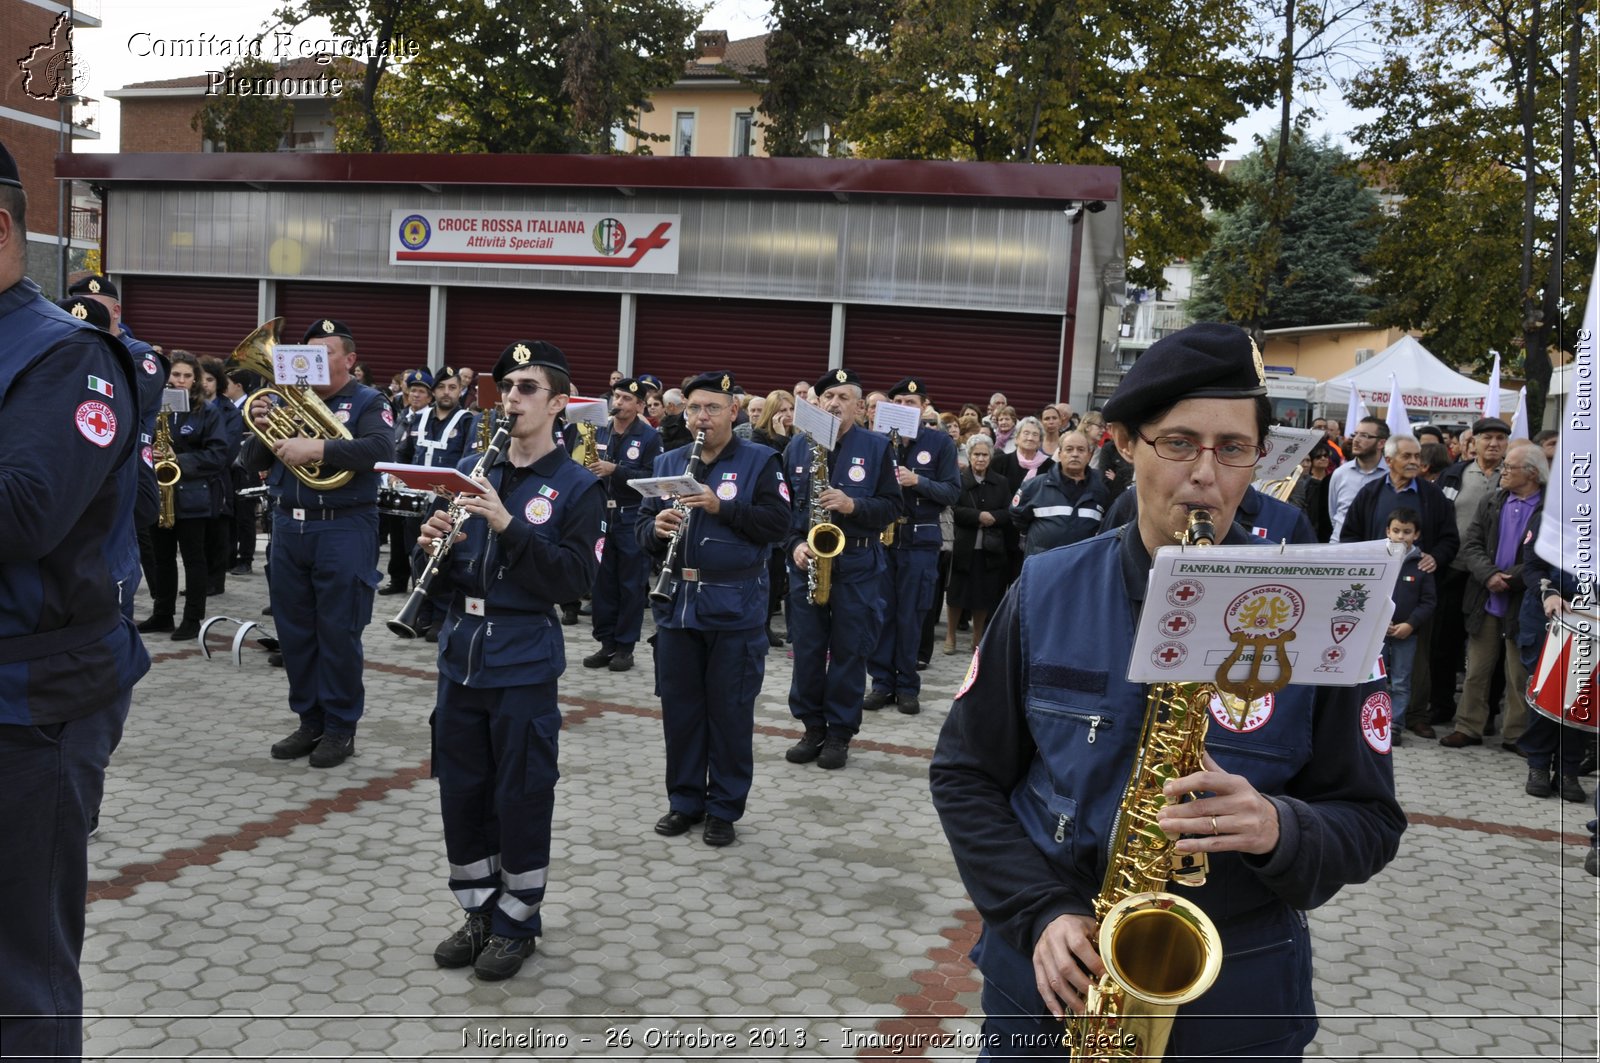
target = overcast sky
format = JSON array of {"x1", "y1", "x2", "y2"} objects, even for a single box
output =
[{"x1": 72, "y1": 0, "x2": 1356, "y2": 156}]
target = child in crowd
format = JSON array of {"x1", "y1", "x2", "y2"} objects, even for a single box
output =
[{"x1": 1385, "y1": 506, "x2": 1436, "y2": 743}]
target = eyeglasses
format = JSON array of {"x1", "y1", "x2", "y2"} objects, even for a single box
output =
[
  {"x1": 685, "y1": 403, "x2": 730, "y2": 417},
  {"x1": 508, "y1": 381, "x2": 552, "y2": 397},
  {"x1": 921, "y1": 419, "x2": 939, "y2": 427},
  {"x1": 1352, "y1": 431, "x2": 1380, "y2": 440},
  {"x1": 1136, "y1": 432, "x2": 1265, "y2": 468}
]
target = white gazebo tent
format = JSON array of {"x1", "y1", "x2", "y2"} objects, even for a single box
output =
[{"x1": 1312, "y1": 335, "x2": 1519, "y2": 423}]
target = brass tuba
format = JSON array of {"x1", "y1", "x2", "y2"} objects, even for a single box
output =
[
  {"x1": 153, "y1": 407, "x2": 181, "y2": 529},
  {"x1": 228, "y1": 318, "x2": 354, "y2": 490},
  {"x1": 1067, "y1": 509, "x2": 1224, "y2": 1062},
  {"x1": 804, "y1": 433, "x2": 844, "y2": 605}
]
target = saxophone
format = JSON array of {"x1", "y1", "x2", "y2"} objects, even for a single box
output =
[
  {"x1": 154, "y1": 407, "x2": 181, "y2": 530},
  {"x1": 880, "y1": 428, "x2": 902, "y2": 547},
  {"x1": 571, "y1": 420, "x2": 598, "y2": 467},
  {"x1": 804, "y1": 433, "x2": 844, "y2": 606},
  {"x1": 1067, "y1": 509, "x2": 1224, "y2": 1063}
]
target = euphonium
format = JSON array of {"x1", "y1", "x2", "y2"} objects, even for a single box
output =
[
  {"x1": 153, "y1": 407, "x2": 181, "y2": 530},
  {"x1": 1067, "y1": 509, "x2": 1223, "y2": 1063},
  {"x1": 571, "y1": 420, "x2": 598, "y2": 467},
  {"x1": 804, "y1": 433, "x2": 844, "y2": 606},
  {"x1": 228, "y1": 318, "x2": 355, "y2": 490}
]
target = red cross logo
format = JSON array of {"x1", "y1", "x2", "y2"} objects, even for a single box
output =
[
  {"x1": 1334, "y1": 622, "x2": 1352, "y2": 639},
  {"x1": 1167, "y1": 616, "x2": 1187, "y2": 633},
  {"x1": 1159, "y1": 647, "x2": 1182, "y2": 663},
  {"x1": 74, "y1": 400, "x2": 117, "y2": 447},
  {"x1": 86, "y1": 408, "x2": 109, "y2": 434},
  {"x1": 1174, "y1": 585, "x2": 1197, "y2": 602}
]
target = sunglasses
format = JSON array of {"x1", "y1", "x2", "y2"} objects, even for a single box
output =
[{"x1": 507, "y1": 381, "x2": 552, "y2": 397}]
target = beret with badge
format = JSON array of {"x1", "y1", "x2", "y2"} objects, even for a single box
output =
[
  {"x1": 683, "y1": 370, "x2": 738, "y2": 399},
  {"x1": 814, "y1": 367, "x2": 863, "y2": 396},
  {"x1": 56, "y1": 296, "x2": 111, "y2": 330},
  {"x1": 0, "y1": 139, "x2": 20, "y2": 189},
  {"x1": 1102, "y1": 321, "x2": 1266, "y2": 426},
  {"x1": 404, "y1": 369, "x2": 435, "y2": 390},
  {"x1": 432, "y1": 365, "x2": 459, "y2": 385},
  {"x1": 302, "y1": 317, "x2": 355, "y2": 344},
  {"x1": 1472, "y1": 416, "x2": 1511, "y2": 436},
  {"x1": 612, "y1": 377, "x2": 645, "y2": 397},
  {"x1": 68, "y1": 273, "x2": 119, "y2": 300},
  {"x1": 492, "y1": 339, "x2": 569, "y2": 383},
  {"x1": 887, "y1": 376, "x2": 927, "y2": 400}
]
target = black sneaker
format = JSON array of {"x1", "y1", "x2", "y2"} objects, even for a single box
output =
[
  {"x1": 1526, "y1": 767, "x2": 1554, "y2": 798},
  {"x1": 785, "y1": 727, "x2": 826, "y2": 764},
  {"x1": 1559, "y1": 775, "x2": 1587, "y2": 803},
  {"x1": 607, "y1": 649, "x2": 634, "y2": 672},
  {"x1": 817, "y1": 737, "x2": 849, "y2": 770},
  {"x1": 474, "y1": 935, "x2": 533, "y2": 981},
  {"x1": 136, "y1": 614, "x2": 175, "y2": 633},
  {"x1": 309, "y1": 733, "x2": 356, "y2": 768},
  {"x1": 229, "y1": 562, "x2": 253, "y2": 576},
  {"x1": 271, "y1": 727, "x2": 323, "y2": 760},
  {"x1": 862, "y1": 690, "x2": 892, "y2": 712},
  {"x1": 897, "y1": 695, "x2": 921, "y2": 716},
  {"x1": 582, "y1": 648, "x2": 615, "y2": 668},
  {"x1": 434, "y1": 911, "x2": 491, "y2": 968}
]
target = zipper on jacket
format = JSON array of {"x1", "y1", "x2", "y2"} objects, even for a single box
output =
[{"x1": 1054, "y1": 813, "x2": 1069, "y2": 844}]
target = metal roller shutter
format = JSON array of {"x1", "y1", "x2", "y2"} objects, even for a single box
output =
[
  {"x1": 634, "y1": 296, "x2": 831, "y2": 400},
  {"x1": 117, "y1": 276, "x2": 260, "y2": 360},
  {"x1": 843, "y1": 306, "x2": 1065, "y2": 416},
  {"x1": 445, "y1": 288, "x2": 620, "y2": 396},
  {"x1": 274, "y1": 282, "x2": 431, "y2": 390}
]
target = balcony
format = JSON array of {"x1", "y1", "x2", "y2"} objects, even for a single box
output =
[{"x1": 70, "y1": 205, "x2": 100, "y2": 242}]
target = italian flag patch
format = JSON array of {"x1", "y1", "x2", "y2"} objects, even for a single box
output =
[{"x1": 87, "y1": 375, "x2": 114, "y2": 398}]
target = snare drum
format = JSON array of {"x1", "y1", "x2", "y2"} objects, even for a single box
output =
[
  {"x1": 1525, "y1": 610, "x2": 1599, "y2": 734},
  {"x1": 378, "y1": 486, "x2": 434, "y2": 517}
]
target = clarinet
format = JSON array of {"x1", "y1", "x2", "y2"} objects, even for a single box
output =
[
  {"x1": 388, "y1": 415, "x2": 518, "y2": 639},
  {"x1": 648, "y1": 430, "x2": 708, "y2": 604}
]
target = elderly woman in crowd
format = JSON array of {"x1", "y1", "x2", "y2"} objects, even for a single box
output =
[
  {"x1": 995, "y1": 416, "x2": 1049, "y2": 492},
  {"x1": 992, "y1": 406, "x2": 1018, "y2": 452},
  {"x1": 945, "y1": 437, "x2": 1013, "y2": 654}
]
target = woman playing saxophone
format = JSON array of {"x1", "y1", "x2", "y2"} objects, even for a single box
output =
[{"x1": 930, "y1": 324, "x2": 1405, "y2": 1061}]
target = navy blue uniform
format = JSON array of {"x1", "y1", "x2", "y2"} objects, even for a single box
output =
[
  {"x1": 1011, "y1": 464, "x2": 1111, "y2": 555},
  {"x1": 0, "y1": 279, "x2": 150, "y2": 1060},
  {"x1": 637, "y1": 437, "x2": 790, "y2": 823},
  {"x1": 591, "y1": 416, "x2": 661, "y2": 652},
  {"x1": 119, "y1": 324, "x2": 168, "y2": 533},
  {"x1": 241, "y1": 381, "x2": 394, "y2": 736},
  {"x1": 431, "y1": 446, "x2": 603, "y2": 940},
  {"x1": 400, "y1": 406, "x2": 475, "y2": 624},
  {"x1": 931, "y1": 528, "x2": 1406, "y2": 1059},
  {"x1": 868, "y1": 426, "x2": 958, "y2": 700},
  {"x1": 783, "y1": 427, "x2": 900, "y2": 739}
]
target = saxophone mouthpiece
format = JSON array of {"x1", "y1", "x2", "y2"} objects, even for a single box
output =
[{"x1": 1184, "y1": 508, "x2": 1216, "y2": 547}]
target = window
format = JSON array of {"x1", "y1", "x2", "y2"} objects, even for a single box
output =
[
  {"x1": 674, "y1": 112, "x2": 695, "y2": 156},
  {"x1": 610, "y1": 123, "x2": 630, "y2": 153},
  {"x1": 732, "y1": 111, "x2": 755, "y2": 156}
]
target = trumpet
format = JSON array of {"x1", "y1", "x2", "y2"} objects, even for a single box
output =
[
  {"x1": 388, "y1": 415, "x2": 517, "y2": 639},
  {"x1": 154, "y1": 407, "x2": 180, "y2": 529},
  {"x1": 804, "y1": 433, "x2": 844, "y2": 606},
  {"x1": 648, "y1": 430, "x2": 707, "y2": 604},
  {"x1": 228, "y1": 318, "x2": 355, "y2": 490}
]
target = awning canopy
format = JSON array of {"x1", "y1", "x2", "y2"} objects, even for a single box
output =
[{"x1": 1313, "y1": 335, "x2": 1517, "y2": 419}]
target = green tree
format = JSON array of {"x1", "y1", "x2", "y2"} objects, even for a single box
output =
[
  {"x1": 1187, "y1": 132, "x2": 1380, "y2": 331},
  {"x1": 757, "y1": 0, "x2": 891, "y2": 157},
  {"x1": 1347, "y1": 0, "x2": 1598, "y2": 426},
  {"x1": 837, "y1": 0, "x2": 1277, "y2": 288},
  {"x1": 191, "y1": 57, "x2": 293, "y2": 151}
]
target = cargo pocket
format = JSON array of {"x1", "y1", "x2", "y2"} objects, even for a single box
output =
[{"x1": 523, "y1": 710, "x2": 562, "y2": 794}]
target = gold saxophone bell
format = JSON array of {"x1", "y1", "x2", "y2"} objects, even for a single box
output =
[
  {"x1": 153, "y1": 407, "x2": 180, "y2": 529},
  {"x1": 572, "y1": 420, "x2": 598, "y2": 467},
  {"x1": 228, "y1": 318, "x2": 355, "y2": 490}
]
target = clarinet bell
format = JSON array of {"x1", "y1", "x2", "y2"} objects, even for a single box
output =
[{"x1": 388, "y1": 587, "x2": 426, "y2": 639}]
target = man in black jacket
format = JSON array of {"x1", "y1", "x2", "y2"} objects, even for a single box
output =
[{"x1": 1337, "y1": 433, "x2": 1458, "y2": 576}]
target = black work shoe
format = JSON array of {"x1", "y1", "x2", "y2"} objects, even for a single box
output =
[
  {"x1": 378, "y1": 582, "x2": 407, "y2": 596},
  {"x1": 653, "y1": 810, "x2": 704, "y2": 836},
  {"x1": 208, "y1": 581, "x2": 226, "y2": 596},
  {"x1": 1526, "y1": 767, "x2": 1554, "y2": 798},
  {"x1": 561, "y1": 604, "x2": 580, "y2": 626},
  {"x1": 229, "y1": 562, "x2": 253, "y2": 576},
  {"x1": 703, "y1": 815, "x2": 735, "y2": 847},
  {"x1": 583, "y1": 647, "x2": 615, "y2": 668},
  {"x1": 473, "y1": 935, "x2": 532, "y2": 981},
  {"x1": 271, "y1": 727, "x2": 323, "y2": 760},
  {"x1": 1580, "y1": 747, "x2": 1598, "y2": 776},
  {"x1": 897, "y1": 695, "x2": 921, "y2": 715},
  {"x1": 171, "y1": 621, "x2": 201, "y2": 641},
  {"x1": 862, "y1": 690, "x2": 893, "y2": 712},
  {"x1": 1559, "y1": 775, "x2": 1587, "y2": 803},
  {"x1": 916, "y1": 658, "x2": 930, "y2": 671},
  {"x1": 267, "y1": 652, "x2": 284, "y2": 667},
  {"x1": 434, "y1": 911, "x2": 491, "y2": 968},
  {"x1": 424, "y1": 621, "x2": 442, "y2": 644},
  {"x1": 608, "y1": 649, "x2": 634, "y2": 672},
  {"x1": 817, "y1": 737, "x2": 849, "y2": 770},
  {"x1": 309, "y1": 733, "x2": 356, "y2": 768},
  {"x1": 785, "y1": 727, "x2": 826, "y2": 764},
  {"x1": 137, "y1": 614, "x2": 175, "y2": 633}
]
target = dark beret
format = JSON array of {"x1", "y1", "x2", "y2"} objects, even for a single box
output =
[
  {"x1": 404, "y1": 369, "x2": 434, "y2": 389},
  {"x1": 683, "y1": 370, "x2": 738, "y2": 399},
  {"x1": 68, "y1": 274, "x2": 119, "y2": 300},
  {"x1": 432, "y1": 365, "x2": 459, "y2": 385},
  {"x1": 302, "y1": 317, "x2": 354, "y2": 344},
  {"x1": 887, "y1": 377, "x2": 926, "y2": 400},
  {"x1": 814, "y1": 367, "x2": 863, "y2": 395},
  {"x1": 613, "y1": 377, "x2": 645, "y2": 397},
  {"x1": 1102, "y1": 322, "x2": 1266, "y2": 426},
  {"x1": 492, "y1": 340, "x2": 569, "y2": 383},
  {"x1": 0, "y1": 140, "x2": 19, "y2": 189},
  {"x1": 1472, "y1": 416, "x2": 1511, "y2": 436},
  {"x1": 56, "y1": 296, "x2": 110, "y2": 330}
]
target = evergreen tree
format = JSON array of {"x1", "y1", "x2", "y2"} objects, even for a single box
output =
[{"x1": 1187, "y1": 132, "x2": 1380, "y2": 331}]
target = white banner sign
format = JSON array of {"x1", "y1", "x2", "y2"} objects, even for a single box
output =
[
  {"x1": 390, "y1": 210, "x2": 680, "y2": 274},
  {"x1": 1253, "y1": 426, "x2": 1325, "y2": 484}
]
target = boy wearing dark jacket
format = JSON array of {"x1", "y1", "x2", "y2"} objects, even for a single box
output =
[{"x1": 1386, "y1": 507, "x2": 1437, "y2": 742}]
